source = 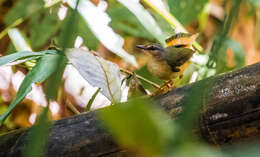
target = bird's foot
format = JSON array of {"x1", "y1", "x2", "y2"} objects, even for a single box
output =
[{"x1": 150, "y1": 80, "x2": 175, "y2": 96}]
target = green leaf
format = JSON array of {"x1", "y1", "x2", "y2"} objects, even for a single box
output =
[
  {"x1": 8, "y1": 28, "x2": 36, "y2": 69},
  {"x1": 168, "y1": 144, "x2": 223, "y2": 157},
  {"x1": 170, "y1": 77, "x2": 214, "y2": 146},
  {"x1": 4, "y1": 0, "x2": 44, "y2": 25},
  {"x1": 58, "y1": 10, "x2": 99, "y2": 50},
  {"x1": 66, "y1": 48, "x2": 122, "y2": 102},
  {"x1": 198, "y1": 3, "x2": 210, "y2": 31},
  {"x1": 168, "y1": 0, "x2": 209, "y2": 25},
  {"x1": 224, "y1": 38, "x2": 245, "y2": 69},
  {"x1": 117, "y1": 0, "x2": 165, "y2": 45},
  {"x1": 0, "y1": 105, "x2": 15, "y2": 130},
  {"x1": 44, "y1": 2, "x2": 80, "y2": 101},
  {"x1": 67, "y1": 0, "x2": 137, "y2": 66},
  {"x1": 248, "y1": 0, "x2": 260, "y2": 8},
  {"x1": 6, "y1": 43, "x2": 17, "y2": 55},
  {"x1": 29, "y1": 6, "x2": 61, "y2": 49},
  {"x1": 178, "y1": 62, "x2": 199, "y2": 86},
  {"x1": 58, "y1": 5, "x2": 79, "y2": 49},
  {"x1": 151, "y1": 10, "x2": 177, "y2": 40},
  {"x1": 0, "y1": 50, "x2": 56, "y2": 66},
  {"x1": 107, "y1": 2, "x2": 153, "y2": 39},
  {"x1": 44, "y1": 54, "x2": 67, "y2": 101},
  {"x1": 176, "y1": 79, "x2": 212, "y2": 133},
  {"x1": 77, "y1": 15, "x2": 99, "y2": 50},
  {"x1": 207, "y1": 1, "x2": 243, "y2": 72},
  {"x1": 0, "y1": 54, "x2": 61, "y2": 124},
  {"x1": 212, "y1": 36, "x2": 245, "y2": 73},
  {"x1": 99, "y1": 98, "x2": 173, "y2": 156},
  {"x1": 22, "y1": 107, "x2": 51, "y2": 157},
  {"x1": 225, "y1": 143, "x2": 260, "y2": 157}
]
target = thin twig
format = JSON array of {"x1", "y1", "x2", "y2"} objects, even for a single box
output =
[
  {"x1": 67, "y1": 100, "x2": 81, "y2": 115},
  {"x1": 120, "y1": 68, "x2": 160, "y2": 88},
  {"x1": 90, "y1": 50, "x2": 160, "y2": 88}
]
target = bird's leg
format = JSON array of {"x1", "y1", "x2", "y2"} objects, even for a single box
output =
[{"x1": 150, "y1": 79, "x2": 175, "y2": 96}]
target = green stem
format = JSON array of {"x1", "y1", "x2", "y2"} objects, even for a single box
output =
[
  {"x1": 85, "y1": 88, "x2": 101, "y2": 112},
  {"x1": 0, "y1": 18, "x2": 23, "y2": 40}
]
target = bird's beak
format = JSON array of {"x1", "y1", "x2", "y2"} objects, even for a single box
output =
[{"x1": 136, "y1": 45, "x2": 149, "y2": 50}]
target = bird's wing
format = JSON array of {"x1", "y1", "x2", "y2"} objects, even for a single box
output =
[
  {"x1": 165, "y1": 33, "x2": 199, "y2": 47},
  {"x1": 164, "y1": 47, "x2": 194, "y2": 67}
]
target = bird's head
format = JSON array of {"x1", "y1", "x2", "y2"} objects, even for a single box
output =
[{"x1": 136, "y1": 44, "x2": 164, "y2": 57}]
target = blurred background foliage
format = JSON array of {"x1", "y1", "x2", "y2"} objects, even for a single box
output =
[{"x1": 0, "y1": 0, "x2": 260, "y2": 156}]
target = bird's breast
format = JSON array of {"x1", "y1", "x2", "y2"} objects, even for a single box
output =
[{"x1": 147, "y1": 56, "x2": 177, "y2": 80}]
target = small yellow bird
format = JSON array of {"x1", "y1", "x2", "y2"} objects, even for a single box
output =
[{"x1": 137, "y1": 33, "x2": 198, "y2": 80}]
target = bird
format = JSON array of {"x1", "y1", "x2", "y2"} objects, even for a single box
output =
[{"x1": 136, "y1": 33, "x2": 198, "y2": 80}]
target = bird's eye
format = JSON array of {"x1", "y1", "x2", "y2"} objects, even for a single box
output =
[
  {"x1": 149, "y1": 45, "x2": 156, "y2": 50},
  {"x1": 149, "y1": 45, "x2": 161, "y2": 50}
]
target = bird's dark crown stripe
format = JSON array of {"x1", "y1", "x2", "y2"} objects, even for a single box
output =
[{"x1": 165, "y1": 33, "x2": 191, "y2": 44}]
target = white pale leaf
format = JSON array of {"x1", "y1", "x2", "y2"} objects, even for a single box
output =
[
  {"x1": 66, "y1": 48, "x2": 122, "y2": 102},
  {"x1": 67, "y1": 0, "x2": 137, "y2": 67},
  {"x1": 8, "y1": 28, "x2": 32, "y2": 51}
]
